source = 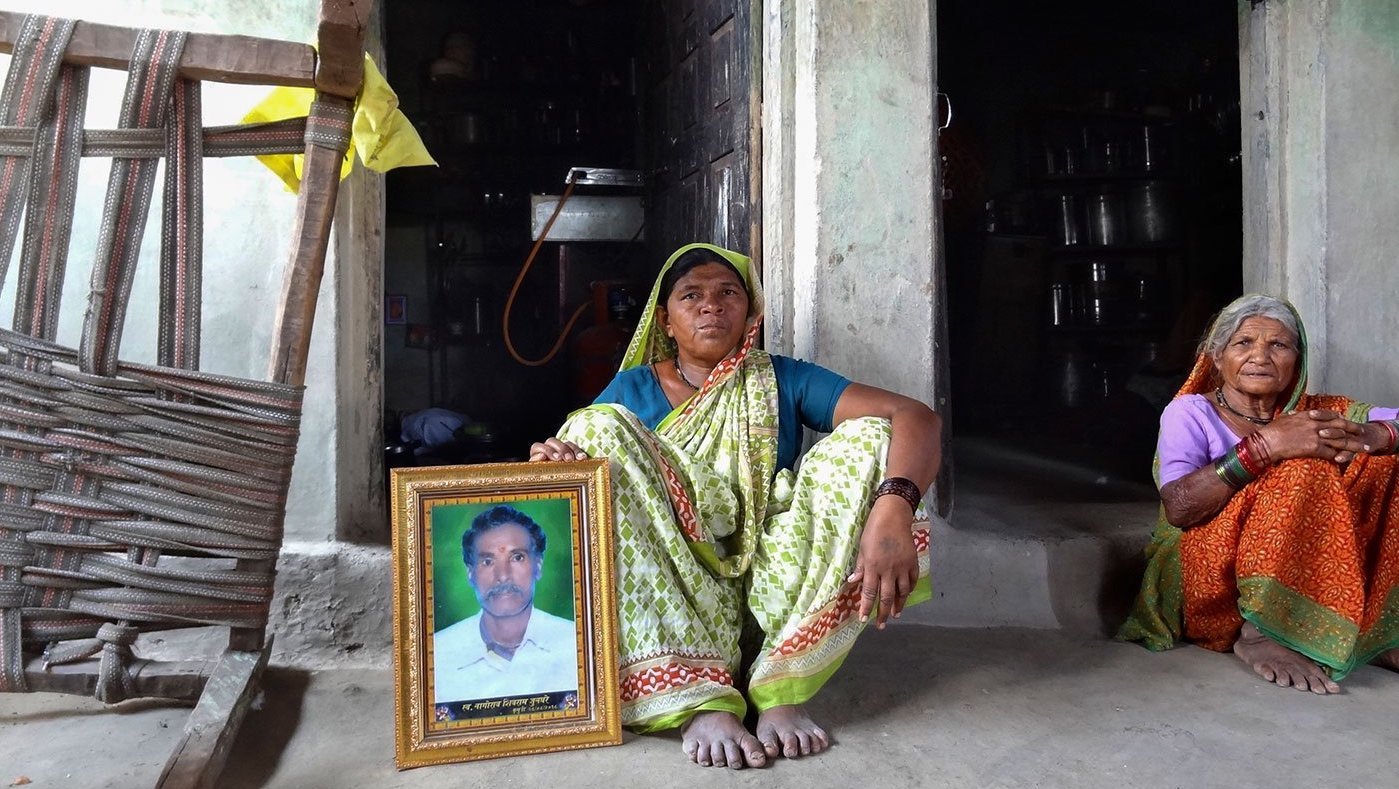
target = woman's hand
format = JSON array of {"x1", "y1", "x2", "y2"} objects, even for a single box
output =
[
  {"x1": 847, "y1": 496, "x2": 920, "y2": 629},
  {"x1": 1163, "y1": 410, "x2": 1376, "y2": 528},
  {"x1": 1259, "y1": 410, "x2": 1367, "y2": 463},
  {"x1": 528, "y1": 438, "x2": 588, "y2": 462}
]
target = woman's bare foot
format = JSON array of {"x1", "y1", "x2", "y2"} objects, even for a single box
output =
[
  {"x1": 1233, "y1": 622, "x2": 1341, "y2": 694},
  {"x1": 754, "y1": 704, "x2": 831, "y2": 759},
  {"x1": 1371, "y1": 647, "x2": 1399, "y2": 672},
  {"x1": 681, "y1": 710, "x2": 767, "y2": 769}
]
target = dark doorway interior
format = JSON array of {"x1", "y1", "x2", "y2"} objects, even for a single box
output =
[
  {"x1": 380, "y1": 0, "x2": 754, "y2": 477},
  {"x1": 938, "y1": 0, "x2": 1242, "y2": 483}
]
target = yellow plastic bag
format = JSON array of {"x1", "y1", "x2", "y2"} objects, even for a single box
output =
[{"x1": 243, "y1": 53, "x2": 436, "y2": 192}]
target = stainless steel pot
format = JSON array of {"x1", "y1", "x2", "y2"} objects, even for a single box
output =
[
  {"x1": 1055, "y1": 194, "x2": 1082, "y2": 246},
  {"x1": 1140, "y1": 124, "x2": 1165, "y2": 172},
  {"x1": 1049, "y1": 283, "x2": 1071, "y2": 326},
  {"x1": 1084, "y1": 260, "x2": 1121, "y2": 325},
  {"x1": 1086, "y1": 191, "x2": 1124, "y2": 246},
  {"x1": 1126, "y1": 181, "x2": 1176, "y2": 244}
]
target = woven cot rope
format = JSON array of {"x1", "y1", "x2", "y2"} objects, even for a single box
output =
[
  {"x1": 85, "y1": 523, "x2": 279, "y2": 562},
  {"x1": 0, "y1": 329, "x2": 304, "y2": 407},
  {"x1": 14, "y1": 55, "x2": 88, "y2": 345},
  {"x1": 64, "y1": 598, "x2": 267, "y2": 630},
  {"x1": 0, "y1": 327, "x2": 306, "y2": 401},
  {"x1": 79, "y1": 27, "x2": 189, "y2": 378},
  {"x1": 111, "y1": 462, "x2": 283, "y2": 512},
  {"x1": 80, "y1": 552, "x2": 273, "y2": 593},
  {"x1": 0, "y1": 118, "x2": 310, "y2": 159},
  {"x1": 0, "y1": 15, "x2": 79, "y2": 300},
  {"x1": 304, "y1": 100, "x2": 353, "y2": 151}
]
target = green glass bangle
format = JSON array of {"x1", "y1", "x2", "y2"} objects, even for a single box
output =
[
  {"x1": 1213, "y1": 461, "x2": 1237, "y2": 489},
  {"x1": 1213, "y1": 447, "x2": 1255, "y2": 490}
]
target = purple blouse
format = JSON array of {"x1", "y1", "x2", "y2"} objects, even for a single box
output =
[{"x1": 1156, "y1": 394, "x2": 1399, "y2": 486}]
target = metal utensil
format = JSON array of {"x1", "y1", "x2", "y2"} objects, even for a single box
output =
[
  {"x1": 1126, "y1": 181, "x2": 1176, "y2": 244},
  {"x1": 1056, "y1": 194, "x2": 1082, "y2": 246},
  {"x1": 1086, "y1": 192, "x2": 1124, "y2": 246}
]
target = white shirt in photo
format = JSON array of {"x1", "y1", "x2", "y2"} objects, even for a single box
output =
[{"x1": 432, "y1": 607, "x2": 579, "y2": 704}]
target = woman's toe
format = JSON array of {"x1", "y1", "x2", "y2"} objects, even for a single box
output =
[
  {"x1": 721, "y1": 740, "x2": 742, "y2": 769},
  {"x1": 742, "y1": 735, "x2": 768, "y2": 767}
]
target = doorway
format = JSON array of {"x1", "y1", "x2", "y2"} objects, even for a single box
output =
[
  {"x1": 380, "y1": 0, "x2": 757, "y2": 475},
  {"x1": 938, "y1": 0, "x2": 1243, "y2": 487}
]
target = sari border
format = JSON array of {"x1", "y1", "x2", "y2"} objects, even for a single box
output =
[{"x1": 1238, "y1": 575, "x2": 1358, "y2": 672}]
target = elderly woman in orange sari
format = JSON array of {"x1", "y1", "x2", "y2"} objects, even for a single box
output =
[{"x1": 1119, "y1": 294, "x2": 1399, "y2": 693}]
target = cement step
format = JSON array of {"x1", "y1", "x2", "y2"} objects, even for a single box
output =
[
  {"x1": 902, "y1": 437, "x2": 1157, "y2": 635},
  {"x1": 135, "y1": 439, "x2": 1161, "y2": 668}
]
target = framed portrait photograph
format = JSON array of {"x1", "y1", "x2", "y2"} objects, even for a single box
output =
[{"x1": 391, "y1": 460, "x2": 620, "y2": 768}]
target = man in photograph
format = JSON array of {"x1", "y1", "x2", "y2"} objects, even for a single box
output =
[{"x1": 433, "y1": 504, "x2": 579, "y2": 705}]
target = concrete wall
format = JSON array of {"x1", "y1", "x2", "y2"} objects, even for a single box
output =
[
  {"x1": 1240, "y1": 0, "x2": 1399, "y2": 404},
  {"x1": 1321, "y1": 1, "x2": 1399, "y2": 404},
  {"x1": 764, "y1": 0, "x2": 940, "y2": 408}
]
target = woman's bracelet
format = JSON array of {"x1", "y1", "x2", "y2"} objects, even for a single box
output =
[
  {"x1": 874, "y1": 476, "x2": 923, "y2": 513},
  {"x1": 1242, "y1": 430, "x2": 1264, "y2": 475},
  {"x1": 1245, "y1": 430, "x2": 1272, "y2": 467},
  {"x1": 1236, "y1": 432, "x2": 1272, "y2": 477},
  {"x1": 1375, "y1": 419, "x2": 1399, "y2": 454},
  {"x1": 1214, "y1": 442, "x2": 1258, "y2": 491}
]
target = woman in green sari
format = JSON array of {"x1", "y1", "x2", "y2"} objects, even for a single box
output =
[{"x1": 530, "y1": 243, "x2": 942, "y2": 769}]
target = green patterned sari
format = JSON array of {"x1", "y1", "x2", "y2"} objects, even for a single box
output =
[{"x1": 559, "y1": 244, "x2": 931, "y2": 731}]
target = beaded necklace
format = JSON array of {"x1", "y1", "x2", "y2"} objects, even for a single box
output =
[
  {"x1": 674, "y1": 356, "x2": 702, "y2": 390},
  {"x1": 1214, "y1": 387, "x2": 1273, "y2": 426}
]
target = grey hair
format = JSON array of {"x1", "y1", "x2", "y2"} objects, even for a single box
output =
[{"x1": 1202, "y1": 294, "x2": 1301, "y2": 358}]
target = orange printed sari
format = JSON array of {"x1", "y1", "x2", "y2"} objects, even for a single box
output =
[{"x1": 1118, "y1": 301, "x2": 1399, "y2": 679}]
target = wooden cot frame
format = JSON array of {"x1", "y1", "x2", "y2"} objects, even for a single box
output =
[{"x1": 0, "y1": 2, "x2": 370, "y2": 786}]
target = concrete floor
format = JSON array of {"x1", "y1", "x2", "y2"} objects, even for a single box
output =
[
  {"x1": 5, "y1": 625, "x2": 1399, "y2": 788},
  {"x1": 5, "y1": 441, "x2": 1386, "y2": 787}
]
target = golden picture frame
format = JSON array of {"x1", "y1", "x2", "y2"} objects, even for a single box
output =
[{"x1": 391, "y1": 460, "x2": 621, "y2": 768}]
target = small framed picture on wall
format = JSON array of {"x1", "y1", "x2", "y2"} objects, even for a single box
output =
[{"x1": 385, "y1": 294, "x2": 408, "y2": 325}]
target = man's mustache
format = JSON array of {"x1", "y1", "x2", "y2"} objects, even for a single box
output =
[{"x1": 486, "y1": 582, "x2": 524, "y2": 599}]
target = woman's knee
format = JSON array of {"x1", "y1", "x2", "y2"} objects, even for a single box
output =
[
  {"x1": 800, "y1": 417, "x2": 891, "y2": 468},
  {"x1": 827, "y1": 416, "x2": 892, "y2": 442},
  {"x1": 1257, "y1": 457, "x2": 1343, "y2": 492},
  {"x1": 559, "y1": 405, "x2": 638, "y2": 451}
]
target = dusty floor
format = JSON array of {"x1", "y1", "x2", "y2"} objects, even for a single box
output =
[{"x1": 5, "y1": 625, "x2": 1399, "y2": 788}]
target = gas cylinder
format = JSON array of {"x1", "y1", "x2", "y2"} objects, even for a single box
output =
[{"x1": 572, "y1": 282, "x2": 636, "y2": 401}]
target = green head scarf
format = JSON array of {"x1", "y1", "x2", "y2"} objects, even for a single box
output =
[{"x1": 618, "y1": 243, "x2": 764, "y2": 372}]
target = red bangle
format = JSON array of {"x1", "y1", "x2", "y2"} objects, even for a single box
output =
[
  {"x1": 875, "y1": 477, "x2": 923, "y2": 513},
  {"x1": 1379, "y1": 420, "x2": 1399, "y2": 454},
  {"x1": 1235, "y1": 439, "x2": 1263, "y2": 477},
  {"x1": 1250, "y1": 432, "x2": 1273, "y2": 466}
]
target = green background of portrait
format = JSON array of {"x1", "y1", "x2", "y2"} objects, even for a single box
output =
[{"x1": 432, "y1": 498, "x2": 576, "y2": 633}]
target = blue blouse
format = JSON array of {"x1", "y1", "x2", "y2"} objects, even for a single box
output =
[{"x1": 592, "y1": 355, "x2": 851, "y2": 472}]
